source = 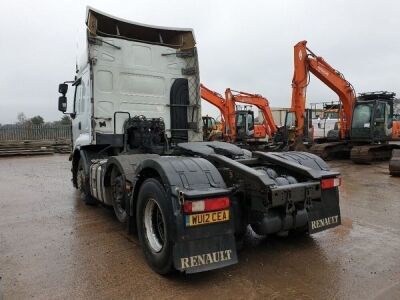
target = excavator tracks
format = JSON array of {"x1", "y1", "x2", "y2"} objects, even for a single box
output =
[
  {"x1": 350, "y1": 144, "x2": 400, "y2": 164},
  {"x1": 309, "y1": 142, "x2": 351, "y2": 160}
]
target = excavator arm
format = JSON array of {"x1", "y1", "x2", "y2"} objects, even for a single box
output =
[
  {"x1": 291, "y1": 41, "x2": 356, "y2": 139},
  {"x1": 225, "y1": 89, "x2": 278, "y2": 137}
]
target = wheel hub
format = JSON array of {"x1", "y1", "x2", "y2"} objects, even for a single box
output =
[
  {"x1": 143, "y1": 198, "x2": 165, "y2": 253},
  {"x1": 112, "y1": 176, "x2": 126, "y2": 214}
]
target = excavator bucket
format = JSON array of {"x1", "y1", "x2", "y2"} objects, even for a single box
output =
[{"x1": 389, "y1": 149, "x2": 400, "y2": 176}]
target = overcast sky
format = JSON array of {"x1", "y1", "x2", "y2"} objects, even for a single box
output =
[{"x1": 0, "y1": 0, "x2": 399, "y2": 124}]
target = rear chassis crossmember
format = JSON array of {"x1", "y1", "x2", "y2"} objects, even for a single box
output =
[{"x1": 206, "y1": 151, "x2": 340, "y2": 234}]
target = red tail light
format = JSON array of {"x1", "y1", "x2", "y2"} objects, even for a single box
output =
[
  {"x1": 321, "y1": 177, "x2": 341, "y2": 190},
  {"x1": 183, "y1": 197, "x2": 230, "y2": 214}
]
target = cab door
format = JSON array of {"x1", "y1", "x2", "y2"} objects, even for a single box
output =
[
  {"x1": 245, "y1": 111, "x2": 255, "y2": 137},
  {"x1": 372, "y1": 101, "x2": 391, "y2": 141},
  {"x1": 72, "y1": 69, "x2": 91, "y2": 148},
  {"x1": 235, "y1": 111, "x2": 255, "y2": 141}
]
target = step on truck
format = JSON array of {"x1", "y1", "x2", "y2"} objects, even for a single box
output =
[{"x1": 57, "y1": 7, "x2": 342, "y2": 274}]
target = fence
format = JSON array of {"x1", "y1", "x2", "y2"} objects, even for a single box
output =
[{"x1": 0, "y1": 125, "x2": 71, "y2": 141}]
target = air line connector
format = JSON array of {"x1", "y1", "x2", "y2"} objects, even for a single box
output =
[{"x1": 176, "y1": 188, "x2": 185, "y2": 206}]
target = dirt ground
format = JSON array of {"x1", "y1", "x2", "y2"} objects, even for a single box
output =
[{"x1": 0, "y1": 155, "x2": 399, "y2": 299}]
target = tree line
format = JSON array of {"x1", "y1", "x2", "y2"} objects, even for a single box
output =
[{"x1": 0, "y1": 113, "x2": 71, "y2": 127}]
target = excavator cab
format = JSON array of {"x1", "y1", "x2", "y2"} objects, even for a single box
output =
[
  {"x1": 283, "y1": 111, "x2": 297, "y2": 144},
  {"x1": 202, "y1": 116, "x2": 222, "y2": 141},
  {"x1": 235, "y1": 110, "x2": 255, "y2": 141},
  {"x1": 283, "y1": 109, "x2": 313, "y2": 149},
  {"x1": 350, "y1": 92, "x2": 395, "y2": 142},
  {"x1": 203, "y1": 116, "x2": 217, "y2": 132}
]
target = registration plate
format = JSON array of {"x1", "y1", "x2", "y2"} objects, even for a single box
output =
[{"x1": 185, "y1": 210, "x2": 230, "y2": 227}]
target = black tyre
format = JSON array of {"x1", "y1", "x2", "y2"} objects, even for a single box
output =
[
  {"x1": 76, "y1": 158, "x2": 97, "y2": 205},
  {"x1": 111, "y1": 168, "x2": 128, "y2": 223},
  {"x1": 136, "y1": 178, "x2": 173, "y2": 274}
]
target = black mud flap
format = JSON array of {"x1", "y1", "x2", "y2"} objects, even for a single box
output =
[
  {"x1": 173, "y1": 234, "x2": 238, "y2": 274},
  {"x1": 308, "y1": 189, "x2": 341, "y2": 234}
]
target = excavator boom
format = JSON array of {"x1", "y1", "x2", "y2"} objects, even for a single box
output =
[{"x1": 291, "y1": 41, "x2": 356, "y2": 139}]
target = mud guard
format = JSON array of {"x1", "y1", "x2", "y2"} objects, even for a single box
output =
[
  {"x1": 137, "y1": 156, "x2": 238, "y2": 273},
  {"x1": 173, "y1": 234, "x2": 238, "y2": 273},
  {"x1": 308, "y1": 188, "x2": 341, "y2": 234},
  {"x1": 106, "y1": 154, "x2": 238, "y2": 273}
]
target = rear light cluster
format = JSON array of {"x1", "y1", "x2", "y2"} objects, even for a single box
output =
[
  {"x1": 183, "y1": 197, "x2": 230, "y2": 214},
  {"x1": 321, "y1": 177, "x2": 341, "y2": 190}
]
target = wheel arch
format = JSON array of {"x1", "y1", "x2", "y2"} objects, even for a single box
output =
[
  {"x1": 72, "y1": 146, "x2": 107, "y2": 188},
  {"x1": 71, "y1": 149, "x2": 81, "y2": 187},
  {"x1": 104, "y1": 155, "x2": 229, "y2": 234}
]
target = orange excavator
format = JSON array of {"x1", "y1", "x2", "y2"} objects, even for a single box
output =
[
  {"x1": 200, "y1": 84, "x2": 278, "y2": 143},
  {"x1": 287, "y1": 40, "x2": 400, "y2": 163},
  {"x1": 226, "y1": 88, "x2": 278, "y2": 139},
  {"x1": 286, "y1": 40, "x2": 356, "y2": 150}
]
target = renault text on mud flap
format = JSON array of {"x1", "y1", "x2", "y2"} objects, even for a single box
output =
[
  {"x1": 180, "y1": 250, "x2": 233, "y2": 269},
  {"x1": 311, "y1": 215, "x2": 339, "y2": 230}
]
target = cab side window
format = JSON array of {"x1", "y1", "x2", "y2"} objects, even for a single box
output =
[
  {"x1": 386, "y1": 103, "x2": 392, "y2": 129},
  {"x1": 74, "y1": 84, "x2": 83, "y2": 114},
  {"x1": 80, "y1": 78, "x2": 88, "y2": 113},
  {"x1": 247, "y1": 114, "x2": 254, "y2": 131}
]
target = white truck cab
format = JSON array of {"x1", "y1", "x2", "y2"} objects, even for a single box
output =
[{"x1": 58, "y1": 6, "x2": 202, "y2": 155}]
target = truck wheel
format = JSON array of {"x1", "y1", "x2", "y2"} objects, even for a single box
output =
[
  {"x1": 136, "y1": 178, "x2": 173, "y2": 274},
  {"x1": 111, "y1": 172, "x2": 128, "y2": 223},
  {"x1": 77, "y1": 158, "x2": 97, "y2": 205}
]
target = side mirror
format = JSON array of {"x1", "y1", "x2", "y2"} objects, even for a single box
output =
[
  {"x1": 59, "y1": 83, "x2": 68, "y2": 95},
  {"x1": 58, "y1": 96, "x2": 67, "y2": 113}
]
